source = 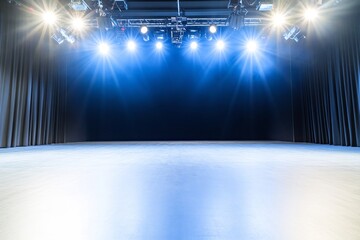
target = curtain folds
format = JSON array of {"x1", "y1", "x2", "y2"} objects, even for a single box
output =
[
  {"x1": 294, "y1": 22, "x2": 360, "y2": 146},
  {"x1": 0, "y1": 3, "x2": 65, "y2": 148}
]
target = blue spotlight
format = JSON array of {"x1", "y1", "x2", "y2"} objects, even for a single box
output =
[
  {"x1": 216, "y1": 40, "x2": 225, "y2": 50},
  {"x1": 127, "y1": 40, "x2": 136, "y2": 51},
  {"x1": 190, "y1": 41, "x2": 198, "y2": 50},
  {"x1": 155, "y1": 41, "x2": 163, "y2": 50},
  {"x1": 98, "y1": 42, "x2": 110, "y2": 55},
  {"x1": 246, "y1": 40, "x2": 258, "y2": 53}
]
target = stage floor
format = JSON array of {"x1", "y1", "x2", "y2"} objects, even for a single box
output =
[{"x1": 0, "y1": 142, "x2": 360, "y2": 240}]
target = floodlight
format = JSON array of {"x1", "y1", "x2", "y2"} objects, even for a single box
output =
[
  {"x1": 98, "y1": 42, "x2": 110, "y2": 55},
  {"x1": 127, "y1": 40, "x2": 136, "y2": 51},
  {"x1": 209, "y1": 25, "x2": 217, "y2": 34},
  {"x1": 272, "y1": 13, "x2": 286, "y2": 27},
  {"x1": 155, "y1": 41, "x2": 163, "y2": 50},
  {"x1": 140, "y1": 26, "x2": 148, "y2": 34},
  {"x1": 42, "y1": 11, "x2": 57, "y2": 25},
  {"x1": 304, "y1": 8, "x2": 318, "y2": 21},
  {"x1": 246, "y1": 40, "x2": 258, "y2": 53},
  {"x1": 71, "y1": 17, "x2": 85, "y2": 31},
  {"x1": 216, "y1": 40, "x2": 225, "y2": 50},
  {"x1": 190, "y1": 41, "x2": 198, "y2": 50}
]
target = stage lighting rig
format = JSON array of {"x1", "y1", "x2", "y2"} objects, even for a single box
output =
[
  {"x1": 68, "y1": 0, "x2": 90, "y2": 11},
  {"x1": 171, "y1": 27, "x2": 185, "y2": 48},
  {"x1": 256, "y1": 1, "x2": 273, "y2": 12},
  {"x1": 283, "y1": 26, "x2": 305, "y2": 42},
  {"x1": 52, "y1": 27, "x2": 75, "y2": 44}
]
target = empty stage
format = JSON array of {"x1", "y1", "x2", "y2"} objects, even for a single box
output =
[{"x1": 0, "y1": 142, "x2": 360, "y2": 240}]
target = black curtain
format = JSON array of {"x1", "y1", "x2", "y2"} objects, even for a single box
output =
[
  {"x1": 0, "y1": 2, "x2": 65, "y2": 148},
  {"x1": 293, "y1": 5, "x2": 360, "y2": 146}
]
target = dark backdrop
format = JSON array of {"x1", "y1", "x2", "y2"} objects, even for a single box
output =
[
  {"x1": 65, "y1": 36, "x2": 294, "y2": 141},
  {"x1": 0, "y1": 2, "x2": 66, "y2": 147},
  {"x1": 293, "y1": 2, "x2": 360, "y2": 146}
]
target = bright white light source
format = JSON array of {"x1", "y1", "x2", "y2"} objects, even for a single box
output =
[
  {"x1": 216, "y1": 40, "x2": 225, "y2": 50},
  {"x1": 71, "y1": 17, "x2": 85, "y2": 31},
  {"x1": 140, "y1": 26, "x2": 148, "y2": 34},
  {"x1": 209, "y1": 25, "x2": 217, "y2": 34},
  {"x1": 190, "y1": 41, "x2": 198, "y2": 50},
  {"x1": 127, "y1": 40, "x2": 136, "y2": 51},
  {"x1": 272, "y1": 13, "x2": 286, "y2": 27},
  {"x1": 42, "y1": 11, "x2": 57, "y2": 25},
  {"x1": 155, "y1": 41, "x2": 163, "y2": 50},
  {"x1": 304, "y1": 8, "x2": 318, "y2": 21},
  {"x1": 98, "y1": 42, "x2": 110, "y2": 55},
  {"x1": 246, "y1": 40, "x2": 258, "y2": 53}
]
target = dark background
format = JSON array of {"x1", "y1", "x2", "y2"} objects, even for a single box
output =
[{"x1": 64, "y1": 34, "x2": 294, "y2": 142}]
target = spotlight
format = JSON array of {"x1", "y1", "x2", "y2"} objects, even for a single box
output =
[
  {"x1": 209, "y1": 25, "x2": 217, "y2": 34},
  {"x1": 127, "y1": 40, "x2": 136, "y2": 51},
  {"x1": 71, "y1": 17, "x2": 85, "y2": 31},
  {"x1": 272, "y1": 13, "x2": 286, "y2": 27},
  {"x1": 246, "y1": 40, "x2": 258, "y2": 53},
  {"x1": 140, "y1": 26, "x2": 148, "y2": 34},
  {"x1": 42, "y1": 11, "x2": 57, "y2": 25},
  {"x1": 304, "y1": 8, "x2": 318, "y2": 21},
  {"x1": 190, "y1": 41, "x2": 198, "y2": 50},
  {"x1": 155, "y1": 41, "x2": 163, "y2": 50},
  {"x1": 216, "y1": 40, "x2": 225, "y2": 50},
  {"x1": 98, "y1": 42, "x2": 110, "y2": 55}
]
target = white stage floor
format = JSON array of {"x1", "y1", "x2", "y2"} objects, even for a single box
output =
[{"x1": 0, "y1": 142, "x2": 360, "y2": 240}]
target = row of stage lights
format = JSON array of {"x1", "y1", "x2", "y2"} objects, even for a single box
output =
[
  {"x1": 40, "y1": 5, "x2": 321, "y2": 47},
  {"x1": 97, "y1": 39, "x2": 258, "y2": 56}
]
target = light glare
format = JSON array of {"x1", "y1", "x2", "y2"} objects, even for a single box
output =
[
  {"x1": 246, "y1": 40, "x2": 258, "y2": 53},
  {"x1": 42, "y1": 11, "x2": 57, "y2": 25},
  {"x1": 190, "y1": 41, "x2": 198, "y2": 50},
  {"x1": 304, "y1": 8, "x2": 318, "y2": 21},
  {"x1": 140, "y1": 26, "x2": 148, "y2": 34},
  {"x1": 98, "y1": 42, "x2": 110, "y2": 55},
  {"x1": 71, "y1": 17, "x2": 85, "y2": 31},
  {"x1": 216, "y1": 40, "x2": 225, "y2": 50},
  {"x1": 209, "y1": 25, "x2": 217, "y2": 34},
  {"x1": 272, "y1": 13, "x2": 286, "y2": 27},
  {"x1": 127, "y1": 40, "x2": 136, "y2": 51},
  {"x1": 156, "y1": 42, "x2": 163, "y2": 50}
]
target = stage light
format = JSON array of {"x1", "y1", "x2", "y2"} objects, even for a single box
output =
[
  {"x1": 246, "y1": 40, "x2": 258, "y2": 53},
  {"x1": 98, "y1": 42, "x2": 110, "y2": 55},
  {"x1": 42, "y1": 11, "x2": 57, "y2": 25},
  {"x1": 304, "y1": 8, "x2": 318, "y2": 21},
  {"x1": 209, "y1": 25, "x2": 217, "y2": 34},
  {"x1": 216, "y1": 40, "x2": 225, "y2": 50},
  {"x1": 190, "y1": 41, "x2": 198, "y2": 50},
  {"x1": 140, "y1": 26, "x2": 148, "y2": 34},
  {"x1": 71, "y1": 17, "x2": 85, "y2": 31},
  {"x1": 155, "y1": 41, "x2": 163, "y2": 50},
  {"x1": 127, "y1": 40, "x2": 136, "y2": 51},
  {"x1": 272, "y1": 13, "x2": 286, "y2": 27}
]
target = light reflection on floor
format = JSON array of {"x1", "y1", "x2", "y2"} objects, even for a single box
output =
[{"x1": 0, "y1": 142, "x2": 360, "y2": 240}]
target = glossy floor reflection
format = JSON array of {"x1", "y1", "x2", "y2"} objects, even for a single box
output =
[{"x1": 0, "y1": 142, "x2": 360, "y2": 240}]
